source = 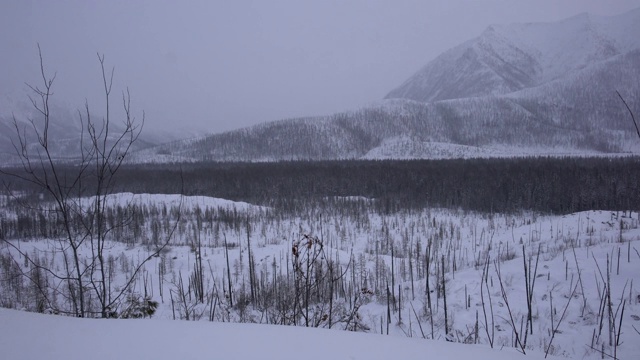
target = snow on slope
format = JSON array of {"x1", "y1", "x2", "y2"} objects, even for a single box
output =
[
  {"x1": 0, "y1": 307, "x2": 550, "y2": 360},
  {"x1": 360, "y1": 136, "x2": 627, "y2": 160},
  {"x1": 385, "y1": 8, "x2": 640, "y2": 102}
]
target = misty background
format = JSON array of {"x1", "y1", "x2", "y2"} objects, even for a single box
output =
[{"x1": 2, "y1": 0, "x2": 639, "y2": 136}]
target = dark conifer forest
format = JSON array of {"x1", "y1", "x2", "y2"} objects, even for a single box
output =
[
  {"x1": 120, "y1": 157, "x2": 640, "y2": 214},
  {"x1": 6, "y1": 157, "x2": 638, "y2": 215}
]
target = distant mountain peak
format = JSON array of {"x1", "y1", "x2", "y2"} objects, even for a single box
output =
[{"x1": 385, "y1": 8, "x2": 639, "y2": 103}]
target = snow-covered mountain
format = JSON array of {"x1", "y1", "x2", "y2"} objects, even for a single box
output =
[
  {"x1": 129, "y1": 8, "x2": 640, "y2": 162},
  {"x1": 385, "y1": 9, "x2": 640, "y2": 102}
]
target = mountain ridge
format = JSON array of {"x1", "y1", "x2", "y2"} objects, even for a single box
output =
[
  {"x1": 385, "y1": 8, "x2": 640, "y2": 103},
  {"x1": 130, "y1": 38, "x2": 640, "y2": 162}
]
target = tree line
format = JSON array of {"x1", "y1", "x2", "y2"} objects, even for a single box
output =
[{"x1": 5, "y1": 156, "x2": 639, "y2": 215}]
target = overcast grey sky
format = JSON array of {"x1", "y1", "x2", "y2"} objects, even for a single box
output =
[{"x1": 2, "y1": 0, "x2": 640, "y2": 135}]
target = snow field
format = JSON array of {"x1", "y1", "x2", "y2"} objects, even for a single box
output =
[{"x1": 1, "y1": 193, "x2": 639, "y2": 359}]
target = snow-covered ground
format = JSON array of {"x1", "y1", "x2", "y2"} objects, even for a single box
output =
[
  {"x1": 0, "y1": 307, "x2": 551, "y2": 360},
  {"x1": 2, "y1": 193, "x2": 640, "y2": 359}
]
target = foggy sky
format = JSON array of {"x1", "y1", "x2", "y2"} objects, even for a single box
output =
[{"x1": 2, "y1": 0, "x2": 640, "y2": 135}]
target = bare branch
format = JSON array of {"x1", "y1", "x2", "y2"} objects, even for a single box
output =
[{"x1": 616, "y1": 90, "x2": 639, "y2": 139}]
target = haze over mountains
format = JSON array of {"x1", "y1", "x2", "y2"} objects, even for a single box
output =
[
  {"x1": 0, "y1": 92, "x2": 196, "y2": 164},
  {"x1": 131, "y1": 8, "x2": 640, "y2": 162},
  {"x1": 3, "y1": 8, "x2": 640, "y2": 163}
]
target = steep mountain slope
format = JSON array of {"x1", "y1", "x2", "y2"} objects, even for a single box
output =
[{"x1": 385, "y1": 9, "x2": 640, "y2": 102}]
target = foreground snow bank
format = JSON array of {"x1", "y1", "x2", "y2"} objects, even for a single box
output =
[{"x1": 0, "y1": 308, "x2": 549, "y2": 360}]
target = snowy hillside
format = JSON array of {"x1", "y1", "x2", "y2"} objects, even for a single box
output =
[{"x1": 134, "y1": 50, "x2": 640, "y2": 162}]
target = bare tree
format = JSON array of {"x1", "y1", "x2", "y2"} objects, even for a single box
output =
[{"x1": 1, "y1": 45, "x2": 178, "y2": 318}]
